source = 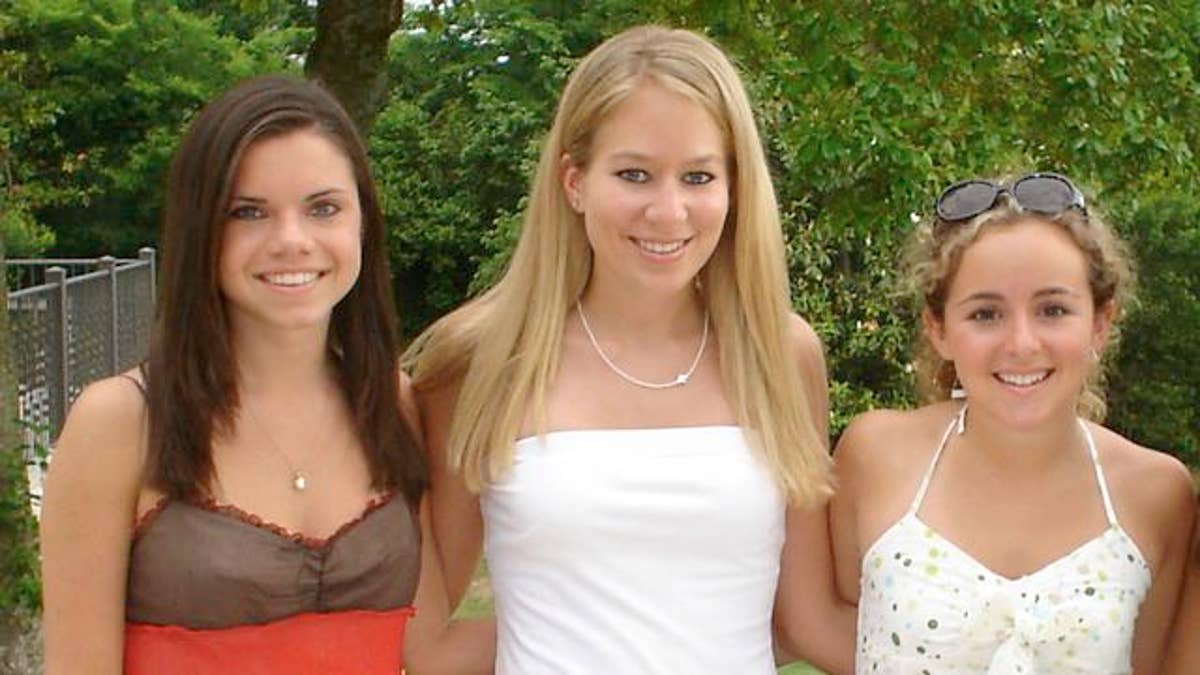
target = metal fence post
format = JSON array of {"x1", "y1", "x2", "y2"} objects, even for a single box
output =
[
  {"x1": 139, "y1": 247, "x2": 156, "y2": 306},
  {"x1": 46, "y1": 266, "x2": 68, "y2": 437},
  {"x1": 100, "y1": 255, "x2": 119, "y2": 372}
]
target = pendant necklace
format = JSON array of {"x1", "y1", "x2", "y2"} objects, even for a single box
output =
[
  {"x1": 576, "y1": 300, "x2": 709, "y2": 390},
  {"x1": 243, "y1": 397, "x2": 328, "y2": 492}
]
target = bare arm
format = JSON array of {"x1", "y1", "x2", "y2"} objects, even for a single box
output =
[
  {"x1": 413, "y1": 378, "x2": 486, "y2": 611},
  {"x1": 403, "y1": 497, "x2": 496, "y2": 674},
  {"x1": 40, "y1": 377, "x2": 146, "y2": 675},
  {"x1": 400, "y1": 373, "x2": 495, "y2": 673},
  {"x1": 1131, "y1": 457, "x2": 1196, "y2": 674},
  {"x1": 772, "y1": 316, "x2": 856, "y2": 674},
  {"x1": 1163, "y1": 506, "x2": 1200, "y2": 675}
]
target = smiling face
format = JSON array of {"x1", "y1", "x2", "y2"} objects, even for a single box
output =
[
  {"x1": 562, "y1": 81, "x2": 730, "y2": 302},
  {"x1": 218, "y1": 128, "x2": 362, "y2": 336},
  {"x1": 926, "y1": 217, "x2": 1112, "y2": 430}
]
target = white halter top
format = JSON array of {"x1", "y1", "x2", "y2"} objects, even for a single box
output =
[
  {"x1": 482, "y1": 426, "x2": 783, "y2": 674},
  {"x1": 856, "y1": 413, "x2": 1151, "y2": 674}
]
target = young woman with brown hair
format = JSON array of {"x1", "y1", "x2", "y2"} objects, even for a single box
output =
[{"x1": 40, "y1": 74, "x2": 489, "y2": 674}]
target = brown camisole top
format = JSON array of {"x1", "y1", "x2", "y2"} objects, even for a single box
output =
[{"x1": 126, "y1": 493, "x2": 421, "y2": 629}]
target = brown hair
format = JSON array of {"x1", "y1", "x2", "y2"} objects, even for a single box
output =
[
  {"x1": 903, "y1": 189, "x2": 1135, "y2": 421},
  {"x1": 147, "y1": 74, "x2": 426, "y2": 504}
]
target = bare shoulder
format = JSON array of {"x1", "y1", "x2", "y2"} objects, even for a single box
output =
[
  {"x1": 396, "y1": 369, "x2": 423, "y2": 438},
  {"x1": 1094, "y1": 424, "x2": 1195, "y2": 527},
  {"x1": 834, "y1": 402, "x2": 960, "y2": 487},
  {"x1": 45, "y1": 371, "x2": 148, "y2": 502},
  {"x1": 786, "y1": 313, "x2": 825, "y2": 364},
  {"x1": 56, "y1": 370, "x2": 147, "y2": 457},
  {"x1": 412, "y1": 374, "x2": 462, "y2": 431}
]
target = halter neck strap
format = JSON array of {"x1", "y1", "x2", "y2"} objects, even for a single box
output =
[
  {"x1": 907, "y1": 409, "x2": 1119, "y2": 528},
  {"x1": 1080, "y1": 419, "x2": 1119, "y2": 527},
  {"x1": 907, "y1": 406, "x2": 964, "y2": 514}
]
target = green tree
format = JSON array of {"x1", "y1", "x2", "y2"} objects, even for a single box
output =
[
  {"x1": 385, "y1": 1, "x2": 1200, "y2": 454},
  {"x1": 0, "y1": 241, "x2": 40, "y2": 613},
  {"x1": 0, "y1": 0, "x2": 301, "y2": 256},
  {"x1": 1107, "y1": 193, "x2": 1200, "y2": 465}
]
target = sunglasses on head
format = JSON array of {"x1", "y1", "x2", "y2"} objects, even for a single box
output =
[{"x1": 935, "y1": 172, "x2": 1087, "y2": 223}]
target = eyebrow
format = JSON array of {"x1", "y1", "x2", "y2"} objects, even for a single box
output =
[
  {"x1": 228, "y1": 188, "x2": 348, "y2": 204},
  {"x1": 607, "y1": 151, "x2": 724, "y2": 165},
  {"x1": 954, "y1": 287, "x2": 1081, "y2": 306}
]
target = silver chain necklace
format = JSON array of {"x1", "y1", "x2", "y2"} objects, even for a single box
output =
[{"x1": 576, "y1": 301, "x2": 709, "y2": 389}]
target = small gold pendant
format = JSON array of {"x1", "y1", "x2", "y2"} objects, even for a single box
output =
[{"x1": 292, "y1": 472, "x2": 308, "y2": 491}]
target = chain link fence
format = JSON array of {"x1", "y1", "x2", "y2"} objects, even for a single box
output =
[{"x1": 5, "y1": 249, "x2": 156, "y2": 512}]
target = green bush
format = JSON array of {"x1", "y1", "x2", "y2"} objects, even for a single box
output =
[{"x1": 1107, "y1": 193, "x2": 1200, "y2": 465}]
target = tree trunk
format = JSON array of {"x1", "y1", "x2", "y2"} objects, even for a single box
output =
[{"x1": 305, "y1": 0, "x2": 403, "y2": 133}]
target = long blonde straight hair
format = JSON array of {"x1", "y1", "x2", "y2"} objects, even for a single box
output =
[{"x1": 405, "y1": 25, "x2": 831, "y2": 505}]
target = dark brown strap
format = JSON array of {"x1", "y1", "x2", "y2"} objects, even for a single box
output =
[{"x1": 119, "y1": 368, "x2": 148, "y2": 399}]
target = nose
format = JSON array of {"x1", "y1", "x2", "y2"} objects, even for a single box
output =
[
  {"x1": 267, "y1": 209, "x2": 313, "y2": 255},
  {"x1": 644, "y1": 182, "x2": 687, "y2": 225},
  {"x1": 1004, "y1": 313, "x2": 1040, "y2": 356}
]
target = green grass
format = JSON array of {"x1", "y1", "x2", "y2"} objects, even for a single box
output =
[{"x1": 457, "y1": 561, "x2": 827, "y2": 674}]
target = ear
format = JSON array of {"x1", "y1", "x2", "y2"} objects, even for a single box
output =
[
  {"x1": 560, "y1": 153, "x2": 584, "y2": 214},
  {"x1": 922, "y1": 307, "x2": 953, "y2": 361},
  {"x1": 1092, "y1": 300, "x2": 1115, "y2": 353}
]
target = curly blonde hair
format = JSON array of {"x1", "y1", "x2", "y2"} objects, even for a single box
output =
[{"x1": 903, "y1": 189, "x2": 1135, "y2": 421}]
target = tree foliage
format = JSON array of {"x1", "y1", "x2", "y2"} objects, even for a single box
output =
[
  {"x1": 377, "y1": 1, "x2": 1200, "y2": 456},
  {"x1": 0, "y1": 0, "x2": 302, "y2": 256},
  {"x1": 2, "y1": 0, "x2": 1196, "y2": 462}
]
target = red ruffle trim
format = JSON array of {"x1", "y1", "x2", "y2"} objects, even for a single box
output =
[{"x1": 124, "y1": 606, "x2": 414, "y2": 675}]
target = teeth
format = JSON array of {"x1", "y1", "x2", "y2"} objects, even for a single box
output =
[
  {"x1": 636, "y1": 239, "x2": 686, "y2": 255},
  {"x1": 997, "y1": 371, "x2": 1049, "y2": 386},
  {"x1": 262, "y1": 271, "x2": 319, "y2": 287}
]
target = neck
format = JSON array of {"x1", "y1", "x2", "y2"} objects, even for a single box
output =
[
  {"x1": 578, "y1": 282, "x2": 706, "y2": 345},
  {"x1": 960, "y1": 407, "x2": 1084, "y2": 474},
  {"x1": 230, "y1": 321, "x2": 338, "y2": 397}
]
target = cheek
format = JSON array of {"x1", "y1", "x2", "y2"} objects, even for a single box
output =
[
  {"x1": 1053, "y1": 329, "x2": 1097, "y2": 361},
  {"x1": 940, "y1": 325, "x2": 991, "y2": 363},
  {"x1": 702, "y1": 189, "x2": 731, "y2": 220},
  {"x1": 337, "y1": 227, "x2": 364, "y2": 275},
  {"x1": 216, "y1": 230, "x2": 249, "y2": 286}
]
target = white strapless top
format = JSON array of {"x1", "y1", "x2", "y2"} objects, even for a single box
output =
[{"x1": 482, "y1": 426, "x2": 784, "y2": 674}]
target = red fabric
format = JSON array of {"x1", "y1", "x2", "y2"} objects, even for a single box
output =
[{"x1": 124, "y1": 607, "x2": 414, "y2": 675}]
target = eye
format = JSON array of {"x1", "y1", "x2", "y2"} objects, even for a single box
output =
[
  {"x1": 1040, "y1": 303, "x2": 1072, "y2": 318},
  {"x1": 228, "y1": 204, "x2": 264, "y2": 220},
  {"x1": 310, "y1": 201, "x2": 341, "y2": 218},
  {"x1": 682, "y1": 171, "x2": 716, "y2": 185},
  {"x1": 967, "y1": 307, "x2": 1000, "y2": 322},
  {"x1": 616, "y1": 169, "x2": 650, "y2": 184}
]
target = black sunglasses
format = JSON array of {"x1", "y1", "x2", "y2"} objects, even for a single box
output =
[{"x1": 935, "y1": 172, "x2": 1087, "y2": 223}]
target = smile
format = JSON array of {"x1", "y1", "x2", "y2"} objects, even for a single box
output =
[
  {"x1": 258, "y1": 271, "x2": 323, "y2": 287},
  {"x1": 633, "y1": 238, "x2": 689, "y2": 255},
  {"x1": 994, "y1": 370, "x2": 1052, "y2": 387}
]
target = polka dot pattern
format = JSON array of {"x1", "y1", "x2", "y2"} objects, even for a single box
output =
[
  {"x1": 857, "y1": 516, "x2": 1149, "y2": 673},
  {"x1": 854, "y1": 417, "x2": 1151, "y2": 674}
]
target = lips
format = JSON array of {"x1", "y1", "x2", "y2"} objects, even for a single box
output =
[
  {"x1": 257, "y1": 271, "x2": 323, "y2": 287},
  {"x1": 994, "y1": 370, "x2": 1052, "y2": 387},
  {"x1": 632, "y1": 237, "x2": 689, "y2": 255}
]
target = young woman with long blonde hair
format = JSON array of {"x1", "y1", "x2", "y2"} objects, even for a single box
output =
[{"x1": 407, "y1": 25, "x2": 854, "y2": 674}]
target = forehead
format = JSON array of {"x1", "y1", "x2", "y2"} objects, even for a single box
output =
[
  {"x1": 588, "y1": 82, "x2": 727, "y2": 160},
  {"x1": 233, "y1": 129, "x2": 355, "y2": 187},
  {"x1": 948, "y1": 218, "x2": 1092, "y2": 299}
]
